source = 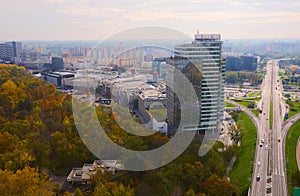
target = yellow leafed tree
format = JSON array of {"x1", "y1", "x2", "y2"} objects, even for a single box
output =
[{"x1": 0, "y1": 167, "x2": 53, "y2": 196}]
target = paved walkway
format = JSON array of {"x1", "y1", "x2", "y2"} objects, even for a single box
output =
[
  {"x1": 297, "y1": 137, "x2": 300, "y2": 171},
  {"x1": 226, "y1": 155, "x2": 237, "y2": 177}
]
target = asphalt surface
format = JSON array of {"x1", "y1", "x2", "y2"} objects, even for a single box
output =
[
  {"x1": 270, "y1": 60, "x2": 287, "y2": 196},
  {"x1": 250, "y1": 60, "x2": 288, "y2": 196},
  {"x1": 250, "y1": 60, "x2": 273, "y2": 196},
  {"x1": 228, "y1": 60, "x2": 300, "y2": 196}
]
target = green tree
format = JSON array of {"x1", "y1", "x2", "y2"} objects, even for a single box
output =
[
  {"x1": 291, "y1": 170, "x2": 300, "y2": 187},
  {"x1": 247, "y1": 101, "x2": 256, "y2": 109},
  {"x1": 228, "y1": 125, "x2": 243, "y2": 145}
]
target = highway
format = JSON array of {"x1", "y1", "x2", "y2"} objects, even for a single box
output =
[
  {"x1": 226, "y1": 59, "x2": 300, "y2": 195},
  {"x1": 249, "y1": 60, "x2": 288, "y2": 196},
  {"x1": 250, "y1": 60, "x2": 273, "y2": 196},
  {"x1": 270, "y1": 60, "x2": 287, "y2": 196},
  {"x1": 227, "y1": 59, "x2": 300, "y2": 195}
]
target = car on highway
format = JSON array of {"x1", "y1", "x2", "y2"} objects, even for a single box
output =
[
  {"x1": 278, "y1": 137, "x2": 281, "y2": 142},
  {"x1": 265, "y1": 145, "x2": 268, "y2": 150},
  {"x1": 261, "y1": 138, "x2": 265, "y2": 143},
  {"x1": 257, "y1": 161, "x2": 261, "y2": 167},
  {"x1": 260, "y1": 143, "x2": 263, "y2": 147},
  {"x1": 256, "y1": 174, "x2": 260, "y2": 181}
]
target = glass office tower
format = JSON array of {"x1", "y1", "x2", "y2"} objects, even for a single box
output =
[{"x1": 166, "y1": 33, "x2": 225, "y2": 135}]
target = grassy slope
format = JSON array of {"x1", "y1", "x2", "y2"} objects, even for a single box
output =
[
  {"x1": 251, "y1": 109, "x2": 259, "y2": 117},
  {"x1": 233, "y1": 98, "x2": 261, "y2": 109},
  {"x1": 286, "y1": 120, "x2": 300, "y2": 195},
  {"x1": 287, "y1": 101, "x2": 300, "y2": 119},
  {"x1": 225, "y1": 101, "x2": 236, "y2": 108},
  {"x1": 248, "y1": 91, "x2": 261, "y2": 98},
  {"x1": 269, "y1": 101, "x2": 273, "y2": 129},
  {"x1": 230, "y1": 111, "x2": 257, "y2": 194}
]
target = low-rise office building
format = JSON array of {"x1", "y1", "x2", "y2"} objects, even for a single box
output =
[
  {"x1": 41, "y1": 71, "x2": 75, "y2": 87},
  {"x1": 67, "y1": 160, "x2": 123, "y2": 185}
]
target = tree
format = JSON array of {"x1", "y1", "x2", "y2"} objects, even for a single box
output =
[
  {"x1": 0, "y1": 132, "x2": 35, "y2": 171},
  {"x1": 92, "y1": 182, "x2": 135, "y2": 196},
  {"x1": 225, "y1": 72, "x2": 238, "y2": 84},
  {"x1": 51, "y1": 130, "x2": 95, "y2": 169},
  {"x1": 185, "y1": 188, "x2": 206, "y2": 196},
  {"x1": 202, "y1": 175, "x2": 239, "y2": 196},
  {"x1": 74, "y1": 188, "x2": 84, "y2": 196},
  {"x1": 230, "y1": 111, "x2": 239, "y2": 122},
  {"x1": 228, "y1": 125, "x2": 242, "y2": 145},
  {"x1": 0, "y1": 167, "x2": 53, "y2": 196},
  {"x1": 247, "y1": 101, "x2": 256, "y2": 109},
  {"x1": 25, "y1": 132, "x2": 51, "y2": 170},
  {"x1": 291, "y1": 170, "x2": 300, "y2": 187}
]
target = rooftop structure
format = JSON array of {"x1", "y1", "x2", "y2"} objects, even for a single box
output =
[
  {"x1": 194, "y1": 33, "x2": 221, "y2": 41},
  {"x1": 67, "y1": 160, "x2": 122, "y2": 185}
]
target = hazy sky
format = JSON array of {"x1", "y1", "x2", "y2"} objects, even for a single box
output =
[{"x1": 1, "y1": 0, "x2": 300, "y2": 40}]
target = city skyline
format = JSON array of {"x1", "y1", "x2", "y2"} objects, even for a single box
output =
[{"x1": 1, "y1": 0, "x2": 300, "y2": 40}]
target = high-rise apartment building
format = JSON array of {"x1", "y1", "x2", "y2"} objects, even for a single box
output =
[
  {"x1": 7, "y1": 41, "x2": 22, "y2": 58},
  {"x1": 0, "y1": 41, "x2": 22, "y2": 61},
  {"x1": 0, "y1": 44, "x2": 14, "y2": 61},
  {"x1": 166, "y1": 33, "x2": 225, "y2": 134}
]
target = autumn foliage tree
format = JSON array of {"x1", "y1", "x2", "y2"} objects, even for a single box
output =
[
  {"x1": 0, "y1": 64, "x2": 242, "y2": 195},
  {"x1": 0, "y1": 167, "x2": 53, "y2": 196}
]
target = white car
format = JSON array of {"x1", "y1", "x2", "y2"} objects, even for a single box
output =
[{"x1": 257, "y1": 161, "x2": 261, "y2": 167}]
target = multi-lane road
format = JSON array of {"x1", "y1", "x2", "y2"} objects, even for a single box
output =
[
  {"x1": 251, "y1": 60, "x2": 273, "y2": 196},
  {"x1": 270, "y1": 60, "x2": 287, "y2": 196},
  {"x1": 250, "y1": 60, "x2": 288, "y2": 196},
  {"x1": 227, "y1": 59, "x2": 300, "y2": 195}
]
